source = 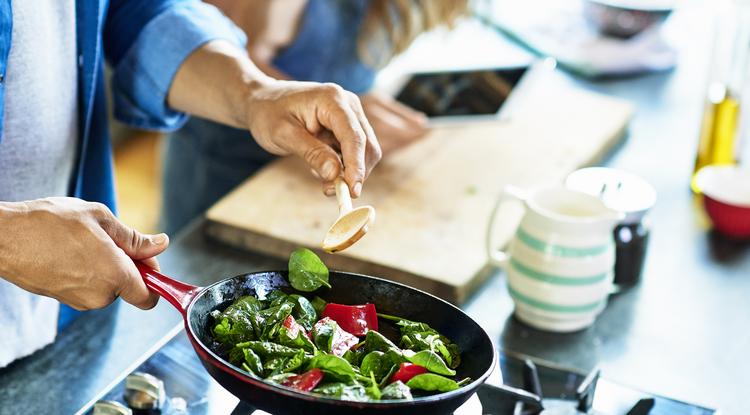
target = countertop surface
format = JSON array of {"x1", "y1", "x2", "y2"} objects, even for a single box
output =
[{"x1": 1, "y1": 4, "x2": 748, "y2": 415}]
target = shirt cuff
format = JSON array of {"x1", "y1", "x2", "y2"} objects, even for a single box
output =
[{"x1": 111, "y1": 2, "x2": 246, "y2": 132}]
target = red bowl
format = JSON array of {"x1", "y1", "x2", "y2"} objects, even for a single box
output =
[{"x1": 695, "y1": 166, "x2": 750, "y2": 238}]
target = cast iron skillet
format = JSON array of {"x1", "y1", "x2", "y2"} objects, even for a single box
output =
[{"x1": 136, "y1": 262, "x2": 496, "y2": 415}]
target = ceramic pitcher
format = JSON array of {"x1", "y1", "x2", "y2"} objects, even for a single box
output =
[{"x1": 487, "y1": 185, "x2": 624, "y2": 332}]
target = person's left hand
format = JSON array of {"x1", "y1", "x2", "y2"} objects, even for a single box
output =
[{"x1": 360, "y1": 93, "x2": 430, "y2": 155}]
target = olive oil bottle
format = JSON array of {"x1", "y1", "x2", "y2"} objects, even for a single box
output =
[
  {"x1": 691, "y1": 84, "x2": 741, "y2": 193},
  {"x1": 691, "y1": 0, "x2": 750, "y2": 193}
]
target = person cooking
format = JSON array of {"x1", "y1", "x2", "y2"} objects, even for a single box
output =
[
  {"x1": 161, "y1": 0, "x2": 469, "y2": 235},
  {"x1": 0, "y1": 0, "x2": 380, "y2": 368}
]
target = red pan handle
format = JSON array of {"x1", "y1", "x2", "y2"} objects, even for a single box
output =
[{"x1": 135, "y1": 261, "x2": 202, "y2": 316}]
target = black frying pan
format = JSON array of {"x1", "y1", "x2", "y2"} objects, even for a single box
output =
[{"x1": 136, "y1": 262, "x2": 496, "y2": 415}]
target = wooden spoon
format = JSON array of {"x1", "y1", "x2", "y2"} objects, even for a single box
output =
[{"x1": 322, "y1": 177, "x2": 376, "y2": 253}]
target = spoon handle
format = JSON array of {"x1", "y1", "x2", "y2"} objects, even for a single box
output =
[{"x1": 335, "y1": 177, "x2": 353, "y2": 215}]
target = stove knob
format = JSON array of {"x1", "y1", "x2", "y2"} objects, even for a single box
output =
[
  {"x1": 93, "y1": 400, "x2": 133, "y2": 415},
  {"x1": 124, "y1": 372, "x2": 166, "y2": 410}
]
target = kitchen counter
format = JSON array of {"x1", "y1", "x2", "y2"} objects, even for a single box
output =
[{"x1": 1, "y1": 4, "x2": 748, "y2": 415}]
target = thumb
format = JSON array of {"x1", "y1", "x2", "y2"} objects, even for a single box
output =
[{"x1": 99, "y1": 215, "x2": 170, "y2": 260}]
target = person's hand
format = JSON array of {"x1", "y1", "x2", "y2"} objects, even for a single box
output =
[
  {"x1": 0, "y1": 197, "x2": 169, "y2": 310},
  {"x1": 167, "y1": 40, "x2": 381, "y2": 197},
  {"x1": 244, "y1": 80, "x2": 382, "y2": 197},
  {"x1": 360, "y1": 93, "x2": 430, "y2": 155}
]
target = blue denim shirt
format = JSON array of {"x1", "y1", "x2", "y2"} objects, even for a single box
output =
[
  {"x1": 0, "y1": 0, "x2": 244, "y2": 331},
  {"x1": 0, "y1": 0, "x2": 245, "y2": 211}
]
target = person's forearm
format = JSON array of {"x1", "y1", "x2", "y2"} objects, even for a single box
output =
[
  {"x1": 167, "y1": 40, "x2": 272, "y2": 129},
  {"x1": 0, "y1": 201, "x2": 25, "y2": 279}
]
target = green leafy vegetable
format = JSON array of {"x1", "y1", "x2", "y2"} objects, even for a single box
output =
[
  {"x1": 365, "y1": 371, "x2": 381, "y2": 400},
  {"x1": 289, "y1": 294, "x2": 317, "y2": 330},
  {"x1": 310, "y1": 296, "x2": 327, "y2": 317},
  {"x1": 282, "y1": 350, "x2": 310, "y2": 374},
  {"x1": 342, "y1": 347, "x2": 364, "y2": 367},
  {"x1": 381, "y1": 380, "x2": 413, "y2": 400},
  {"x1": 405, "y1": 373, "x2": 460, "y2": 392},
  {"x1": 313, "y1": 383, "x2": 369, "y2": 401},
  {"x1": 277, "y1": 326, "x2": 316, "y2": 353},
  {"x1": 237, "y1": 341, "x2": 301, "y2": 359},
  {"x1": 288, "y1": 248, "x2": 331, "y2": 292},
  {"x1": 307, "y1": 354, "x2": 358, "y2": 383},
  {"x1": 311, "y1": 318, "x2": 337, "y2": 352},
  {"x1": 363, "y1": 330, "x2": 400, "y2": 355},
  {"x1": 403, "y1": 350, "x2": 456, "y2": 376},
  {"x1": 242, "y1": 348, "x2": 264, "y2": 376},
  {"x1": 360, "y1": 351, "x2": 393, "y2": 383},
  {"x1": 209, "y1": 249, "x2": 470, "y2": 403},
  {"x1": 379, "y1": 313, "x2": 461, "y2": 369}
]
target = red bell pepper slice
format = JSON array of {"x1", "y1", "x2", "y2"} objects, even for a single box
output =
[
  {"x1": 389, "y1": 363, "x2": 429, "y2": 384},
  {"x1": 281, "y1": 368, "x2": 324, "y2": 392},
  {"x1": 321, "y1": 303, "x2": 378, "y2": 337}
]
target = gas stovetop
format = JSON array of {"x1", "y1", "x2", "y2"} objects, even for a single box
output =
[{"x1": 83, "y1": 331, "x2": 716, "y2": 415}]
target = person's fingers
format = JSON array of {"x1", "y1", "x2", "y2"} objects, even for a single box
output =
[
  {"x1": 313, "y1": 85, "x2": 370, "y2": 197},
  {"x1": 117, "y1": 254, "x2": 160, "y2": 310},
  {"x1": 347, "y1": 94, "x2": 382, "y2": 187},
  {"x1": 277, "y1": 125, "x2": 344, "y2": 184},
  {"x1": 94, "y1": 204, "x2": 170, "y2": 260}
]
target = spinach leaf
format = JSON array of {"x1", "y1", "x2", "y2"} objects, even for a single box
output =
[
  {"x1": 211, "y1": 311, "x2": 255, "y2": 346},
  {"x1": 255, "y1": 303, "x2": 295, "y2": 340},
  {"x1": 307, "y1": 354, "x2": 357, "y2": 383},
  {"x1": 265, "y1": 290, "x2": 289, "y2": 307},
  {"x1": 282, "y1": 350, "x2": 309, "y2": 374},
  {"x1": 365, "y1": 371, "x2": 381, "y2": 400},
  {"x1": 288, "y1": 248, "x2": 331, "y2": 292},
  {"x1": 237, "y1": 341, "x2": 301, "y2": 358},
  {"x1": 289, "y1": 294, "x2": 317, "y2": 330},
  {"x1": 277, "y1": 326, "x2": 316, "y2": 353},
  {"x1": 380, "y1": 380, "x2": 413, "y2": 400},
  {"x1": 360, "y1": 351, "x2": 392, "y2": 383},
  {"x1": 310, "y1": 296, "x2": 327, "y2": 317},
  {"x1": 242, "y1": 348, "x2": 264, "y2": 376},
  {"x1": 227, "y1": 346, "x2": 246, "y2": 366},
  {"x1": 311, "y1": 318, "x2": 337, "y2": 352},
  {"x1": 405, "y1": 373, "x2": 459, "y2": 393},
  {"x1": 403, "y1": 350, "x2": 456, "y2": 376},
  {"x1": 363, "y1": 330, "x2": 401, "y2": 355},
  {"x1": 264, "y1": 356, "x2": 289, "y2": 377},
  {"x1": 313, "y1": 383, "x2": 369, "y2": 401},
  {"x1": 342, "y1": 347, "x2": 364, "y2": 367},
  {"x1": 379, "y1": 314, "x2": 461, "y2": 369}
]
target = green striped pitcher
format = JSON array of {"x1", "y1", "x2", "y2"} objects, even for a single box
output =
[{"x1": 487, "y1": 185, "x2": 624, "y2": 332}]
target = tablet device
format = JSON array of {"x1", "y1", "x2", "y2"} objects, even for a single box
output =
[{"x1": 394, "y1": 66, "x2": 529, "y2": 121}]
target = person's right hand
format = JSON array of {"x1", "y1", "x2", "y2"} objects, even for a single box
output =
[{"x1": 0, "y1": 197, "x2": 169, "y2": 310}]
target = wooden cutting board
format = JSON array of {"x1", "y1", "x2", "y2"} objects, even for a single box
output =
[{"x1": 205, "y1": 77, "x2": 633, "y2": 304}]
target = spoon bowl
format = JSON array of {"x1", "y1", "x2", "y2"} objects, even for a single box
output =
[
  {"x1": 322, "y1": 205, "x2": 376, "y2": 253},
  {"x1": 321, "y1": 177, "x2": 376, "y2": 253}
]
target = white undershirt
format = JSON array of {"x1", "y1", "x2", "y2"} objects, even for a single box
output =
[{"x1": 0, "y1": 0, "x2": 79, "y2": 367}]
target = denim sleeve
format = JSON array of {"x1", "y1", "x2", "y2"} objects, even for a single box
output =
[{"x1": 106, "y1": 1, "x2": 246, "y2": 131}]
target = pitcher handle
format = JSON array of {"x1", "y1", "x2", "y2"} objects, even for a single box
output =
[{"x1": 486, "y1": 185, "x2": 527, "y2": 268}]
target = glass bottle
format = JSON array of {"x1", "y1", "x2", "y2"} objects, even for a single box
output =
[{"x1": 691, "y1": 0, "x2": 750, "y2": 193}]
